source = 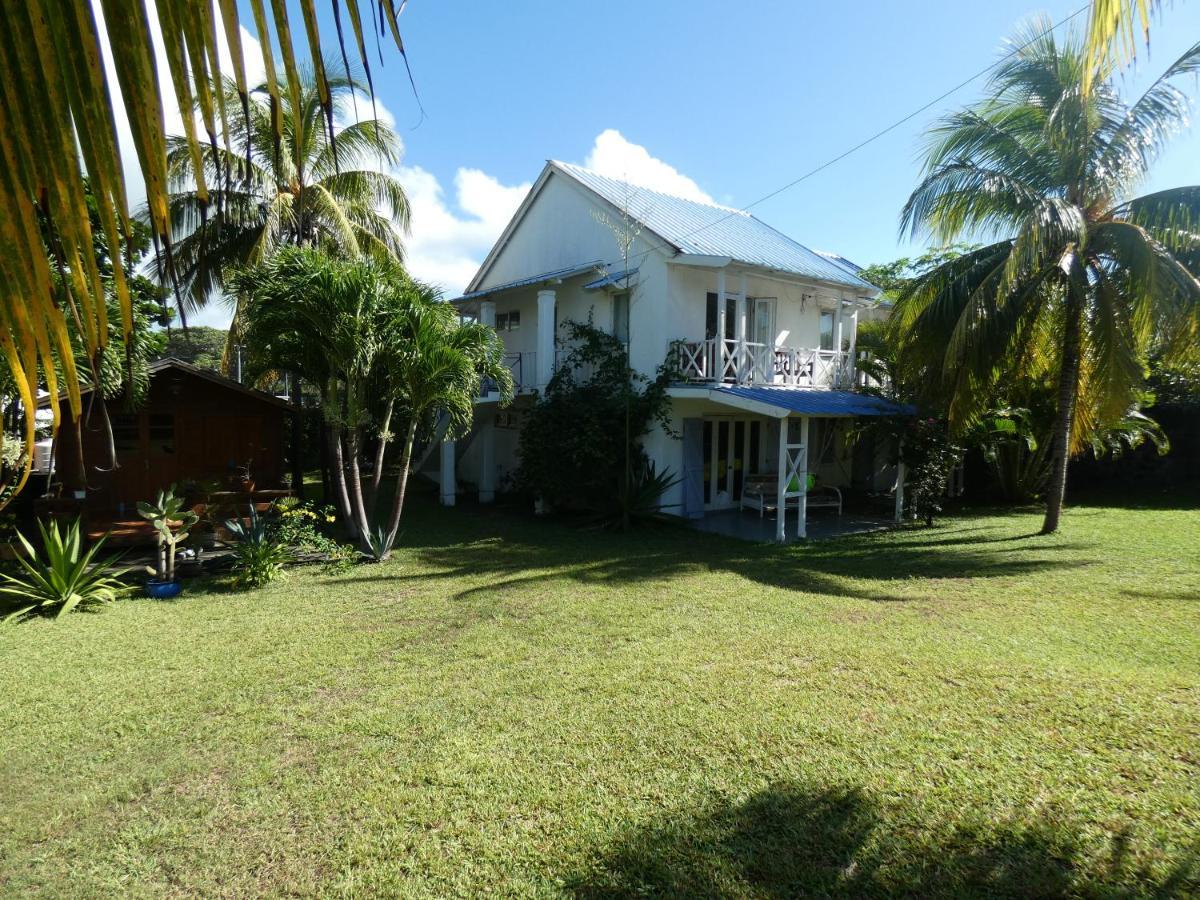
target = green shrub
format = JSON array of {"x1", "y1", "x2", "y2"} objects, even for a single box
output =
[
  {"x1": 224, "y1": 506, "x2": 290, "y2": 589},
  {"x1": 0, "y1": 518, "x2": 131, "y2": 623},
  {"x1": 269, "y1": 499, "x2": 356, "y2": 573}
]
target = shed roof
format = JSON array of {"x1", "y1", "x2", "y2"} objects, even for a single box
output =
[{"x1": 41, "y1": 358, "x2": 295, "y2": 412}]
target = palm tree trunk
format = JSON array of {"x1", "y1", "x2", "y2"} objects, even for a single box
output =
[
  {"x1": 328, "y1": 423, "x2": 358, "y2": 541},
  {"x1": 367, "y1": 398, "x2": 394, "y2": 517},
  {"x1": 384, "y1": 418, "x2": 419, "y2": 554},
  {"x1": 345, "y1": 427, "x2": 371, "y2": 540},
  {"x1": 1041, "y1": 289, "x2": 1084, "y2": 534}
]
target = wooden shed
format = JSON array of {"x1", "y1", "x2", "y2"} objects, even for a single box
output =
[{"x1": 51, "y1": 358, "x2": 294, "y2": 508}]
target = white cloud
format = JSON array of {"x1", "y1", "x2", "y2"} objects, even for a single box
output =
[
  {"x1": 583, "y1": 128, "x2": 713, "y2": 203},
  {"x1": 396, "y1": 165, "x2": 531, "y2": 297}
]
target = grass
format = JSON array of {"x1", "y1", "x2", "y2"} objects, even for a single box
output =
[{"x1": 0, "y1": 491, "x2": 1197, "y2": 897}]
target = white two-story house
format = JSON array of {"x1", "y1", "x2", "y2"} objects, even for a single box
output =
[{"x1": 441, "y1": 160, "x2": 908, "y2": 540}]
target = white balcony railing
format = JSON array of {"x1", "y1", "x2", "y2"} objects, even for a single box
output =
[
  {"x1": 480, "y1": 351, "x2": 538, "y2": 396},
  {"x1": 672, "y1": 338, "x2": 854, "y2": 389}
]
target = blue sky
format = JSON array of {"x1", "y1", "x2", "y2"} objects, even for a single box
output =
[{"x1": 165, "y1": 0, "x2": 1200, "y2": 324}]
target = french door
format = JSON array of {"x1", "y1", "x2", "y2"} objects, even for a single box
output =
[{"x1": 702, "y1": 417, "x2": 763, "y2": 509}]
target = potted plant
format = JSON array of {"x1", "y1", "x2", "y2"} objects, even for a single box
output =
[
  {"x1": 137, "y1": 486, "x2": 199, "y2": 598},
  {"x1": 237, "y1": 458, "x2": 255, "y2": 493}
]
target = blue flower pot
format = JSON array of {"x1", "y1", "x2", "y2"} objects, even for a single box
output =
[{"x1": 144, "y1": 579, "x2": 184, "y2": 599}]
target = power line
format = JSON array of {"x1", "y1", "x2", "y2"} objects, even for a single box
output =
[{"x1": 602, "y1": 4, "x2": 1091, "y2": 275}]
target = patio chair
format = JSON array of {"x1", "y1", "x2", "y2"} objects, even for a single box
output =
[{"x1": 740, "y1": 474, "x2": 842, "y2": 518}]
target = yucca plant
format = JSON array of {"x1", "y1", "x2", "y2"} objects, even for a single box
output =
[{"x1": 0, "y1": 518, "x2": 130, "y2": 624}]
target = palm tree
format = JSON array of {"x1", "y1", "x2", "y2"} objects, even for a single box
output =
[
  {"x1": 157, "y1": 65, "x2": 410, "y2": 323},
  {"x1": 229, "y1": 247, "x2": 387, "y2": 543},
  {"x1": 378, "y1": 290, "x2": 513, "y2": 555},
  {"x1": 230, "y1": 248, "x2": 512, "y2": 555},
  {"x1": 0, "y1": 1, "x2": 409, "y2": 505},
  {"x1": 895, "y1": 23, "x2": 1200, "y2": 534}
]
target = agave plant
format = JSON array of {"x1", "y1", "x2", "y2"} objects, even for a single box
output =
[
  {"x1": 0, "y1": 518, "x2": 130, "y2": 623},
  {"x1": 223, "y1": 505, "x2": 290, "y2": 589}
]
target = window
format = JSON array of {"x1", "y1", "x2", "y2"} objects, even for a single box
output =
[
  {"x1": 495, "y1": 310, "x2": 520, "y2": 331},
  {"x1": 148, "y1": 414, "x2": 175, "y2": 454},
  {"x1": 112, "y1": 414, "x2": 140, "y2": 456},
  {"x1": 706, "y1": 292, "x2": 737, "y2": 340},
  {"x1": 819, "y1": 310, "x2": 835, "y2": 350},
  {"x1": 612, "y1": 293, "x2": 630, "y2": 345},
  {"x1": 753, "y1": 298, "x2": 775, "y2": 346}
]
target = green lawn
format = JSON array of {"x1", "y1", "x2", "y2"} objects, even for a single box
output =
[{"x1": 1, "y1": 494, "x2": 1198, "y2": 897}]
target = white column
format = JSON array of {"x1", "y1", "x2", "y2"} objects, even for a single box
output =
[
  {"x1": 478, "y1": 419, "x2": 495, "y2": 504},
  {"x1": 479, "y1": 299, "x2": 496, "y2": 329},
  {"x1": 847, "y1": 308, "x2": 859, "y2": 387},
  {"x1": 894, "y1": 454, "x2": 906, "y2": 523},
  {"x1": 536, "y1": 289, "x2": 556, "y2": 388},
  {"x1": 716, "y1": 269, "x2": 727, "y2": 340},
  {"x1": 796, "y1": 416, "x2": 809, "y2": 540},
  {"x1": 440, "y1": 439, "x2": 456, "y2": 506},
  {"x1": 735, "y1": 272, "x2": 749, "y2": 382},
  {"x1": 834, "y1": 298, "x2": 845, "y2": 353},
  {"x1": 775, "y1": 417, "x2": 787, "y2": 543}
]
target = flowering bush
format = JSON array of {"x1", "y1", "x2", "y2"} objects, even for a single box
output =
[{"x1": 270, "y1": 499, "x2": 355, "y2": 573}]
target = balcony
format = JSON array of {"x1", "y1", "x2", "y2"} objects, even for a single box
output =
[{"x1": 672, "y1": 338, "x2": 855, "y2": 390}]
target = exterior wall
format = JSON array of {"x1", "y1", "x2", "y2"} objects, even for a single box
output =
[
  {"x1": 458, "y1": 167, "x2": 892, "y2": 514},
  {"x1": 60, "y1": 368, "x2": 288, "y2": 507}
]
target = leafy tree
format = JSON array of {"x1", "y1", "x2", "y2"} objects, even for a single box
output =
[
  {"x1": 895, "y1": 23, "x2": 1200, "y2": 534},
  {"x1": 857, "y1": 245, "x2": 979, "y2": 302},
  {"x1": 156, "y1": 67, "x2": 410, "y2": 323},
  {"x1": 230, "y1": 248, "x2": 511, "y2": 556},
  {"x1": 377, "y1": 288, "x2": 513, "y2": 553},
  {"x1": 161, "y1": 327, "x2": 228, "y2": 372},
  {"x1": 518, "y1": 321, "x2": 677, "y2": 525}
]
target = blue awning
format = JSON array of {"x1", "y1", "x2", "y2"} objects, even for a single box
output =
[
  {"x1": 583, "y1": 267, "x2": 639, "y2": 290},
  {"x1": 712, "y1": 385, "x2": 914, "y2": 417},
  {"x1": 450, "y1": 261, "x2": 602, "y2": 304}
]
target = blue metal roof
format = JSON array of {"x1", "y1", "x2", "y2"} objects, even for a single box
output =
[
  {"x1": 553, "y1": 162, "x2": 879, "y2": 293},
  {"x1": 582, "y1": 266, "x2": 639, "y2": 290},
  {"x1": 452, "y1": 261, "x2": 602, "y2": 303},
  {"x1": 715, "y1": 385, "x2": 914, "y2": 417}
]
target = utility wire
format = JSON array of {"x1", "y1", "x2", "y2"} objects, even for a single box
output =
[{"x1": 464, "y1": 3, "x2": 1091, "y2": 298}]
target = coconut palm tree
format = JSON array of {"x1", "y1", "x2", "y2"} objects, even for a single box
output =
[
  {"x1": 157, "y1": 65, "x2": 410, "y2": 322},
  {"x1": 895, "y1": 22, "x2": 1200, "y2": 534}
]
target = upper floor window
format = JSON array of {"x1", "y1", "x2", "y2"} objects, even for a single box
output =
[
  {"x1": 612, "y1": 293, "x2": 630, "y2": 345},
  {"x1": 819, "y1": 310, "x2": 835, "y2": 351},
  {"x1": 496, "y1": 310, "x2": 521, "y2": 331},
  {"x1": 706, "y1": 292, "x2": 737, "y2": 341}
]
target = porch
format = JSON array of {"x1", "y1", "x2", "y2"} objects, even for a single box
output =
[
  {"x1": 672, "y1": 384, "x2": 910, "y2": 542},
  {"x1": 688, "y1": 508, "x2": 894, "y2": 543}
]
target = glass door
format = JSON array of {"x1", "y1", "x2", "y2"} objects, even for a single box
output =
[{"x1": 704, "y1": 417, "x2": 763, "y2": 510}]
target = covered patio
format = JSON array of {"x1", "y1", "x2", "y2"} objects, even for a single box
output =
[
  {"x1": 688, "y1": 508, "x2": 895, "y2": 543},
  {"x1": 671, "y1": 384, "x2": 912, "y2": 542}
]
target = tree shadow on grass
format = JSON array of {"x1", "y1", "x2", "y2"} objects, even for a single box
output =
[
  {"x1": 330, "y1": 498, "x2": 1098, "y2": 605},
  {"x1": 570, "y1": 782, "x2": 1197, "y2": 899}
]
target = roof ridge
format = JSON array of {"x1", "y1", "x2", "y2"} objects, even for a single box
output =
[{"x1": 549, "y1": 159, "x2": 746, "y2": 216}]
